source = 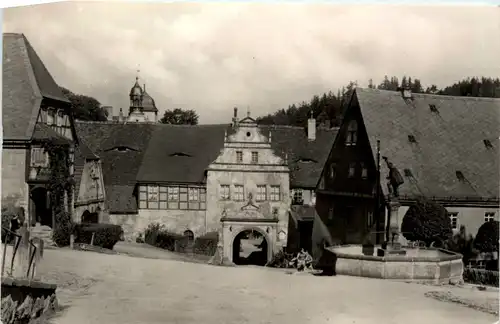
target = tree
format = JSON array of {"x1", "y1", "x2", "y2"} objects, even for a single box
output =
[
  {"x1": 160, "y1": 108, "x2": 199, "y2": 125},
  {"x1": 474, "y1": 220, "x2": 499, "y2": 253},
  {"x1": 445, "y1": 225, "x2": 477, "y2": 266},
  {"x1": 60, "y1": 87, "x2": 107, "y2": 121},
  {"x1": 401, "y1": 198, "x2": 453, "y2": 246}
]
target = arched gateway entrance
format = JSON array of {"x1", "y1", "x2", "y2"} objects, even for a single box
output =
[
  {"x1": 232, "y1": 228, "x2": 269, "y2": 266},
  {"x1": 220, "y1": 194, "x2": 279, "y2": 266}
]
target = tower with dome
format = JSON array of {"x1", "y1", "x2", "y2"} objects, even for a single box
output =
[{"x1": 126, "y1": 75, "x2": 159, "y2": 123}]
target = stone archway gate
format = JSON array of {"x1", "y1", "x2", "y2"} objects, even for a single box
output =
[{"x1": 219, "y1": 195, "x2": 279, "y2": 264}]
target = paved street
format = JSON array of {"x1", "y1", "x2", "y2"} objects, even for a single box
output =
[{"x1": 34, "y1": 248, "x2": 498, "y2": 324}]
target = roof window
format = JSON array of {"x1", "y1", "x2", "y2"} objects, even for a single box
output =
[
  {"x1": 455, "y1": 171, "x2": 465, "y2": 181},
  {"x1": 484, "y1": 139, "x2": 493, "y2": 149},
  {"x1": 408, "y1": 135, "x2": 417, "y2": 143},
  {"x1": 403, "y1": 169, "x2": 413, "y2": 177},
  {"x1": 429, "y1": 104, "x2": 438, "y2": 113}
]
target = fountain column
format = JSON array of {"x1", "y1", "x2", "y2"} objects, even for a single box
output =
[{"x1": 385, "y1": 198, "x2": 406, "y2": 255}]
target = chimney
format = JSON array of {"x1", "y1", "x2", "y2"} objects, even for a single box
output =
[
  {"x1": 307, "y1": 111, "x2": 316, "y2": 141},
  {"x1": 102, "y1": 106, "x2": 114, "y2": 121},
  {"x1": 232, "y1": 107, "x2": 239, "y2": 127},
  {"x1": 119, "y1": 108, "x2": 124, "y2": 122}
]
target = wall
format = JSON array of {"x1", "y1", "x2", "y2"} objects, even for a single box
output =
[
  {"x1": 102, "y1": 209, "x2": 206, "y2": 241},
  {"x1": 1, "y1": 148, "x2": 29, "y2": 212},
  {"x1": 391, "y1": 204, "x2": 500, "y2": 245}
]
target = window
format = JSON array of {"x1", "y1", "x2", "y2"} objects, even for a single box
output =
[
  {"x1": 345, "y1": 120, "x2": 358, "y2": 146},
  {"x1": 456, "y1": 171, "x2": 465, "y2": 181},
  {"x1": 408, "y1": 135, "x2": 416, "y2": 143},
  {"x1": 404, "y1": 169, "x2": 413, "y2": 177},
  {"x1": 270, "y1": 185, "x2": 281, "y2": 201},
  {"x1": 360, "y1": 162, "x2": 368, "y2": 179},
  {"x1": 46, "y1": 109, "x2": 55, "y2": 126},
  {"x1": 449, "y1": 212, "x2": 459, "y2": 230},
  {"x1": 484, "y1": 139, "x2": 493, "y2": 149},
  {"x1": 328, "y1": 207, "x2": 334, "y2": 220},
  {"x1": 234, "y1": 185, "x2": 244, "y2": 201},
  {"x1": 56, "y1": 110, "x2": 64, "y2": 127},
  {"x1": 256, "y1": 185, "x2": 267, "y2": 202},
  {"x1": 184, "y1": 230, "x2": 194, "y2": 241},
  {"x1": 367, "y1": 211, "x2": 373, "y2": 227},
  {"x1": 429, "y1": 104, "x2": 438, "y2": 113},
  {"x1": 329, "y1": 163, "x2": 336, "y2": 179},
  {"x1": 348, "y1": 163, "x2": 356, "y2": 178},
  {"x1": 251, "y1": 151, "x2": 259, "y2": 164},
  {"x1": 485, "y1": 212, "x2": 496, "y2": 223},
  {"x1": 220, "y1": 185, "x2": 230, "y2": 200},
  {"x1": 236, "y1": 151, "x2": 243, "y2": 163},
  {"x1": 31, "y1": 147, "x2": 48, "y2": 167},
  {"x1": 141, "y1": 185, "x2": 205, "y2": 210},
  {"x1": 292, "y1": 189, "x2": 303, "y2": 204}
]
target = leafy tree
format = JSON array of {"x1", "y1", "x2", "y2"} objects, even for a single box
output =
[
  {"x1": 60, "y1": 87, "x2": 107, "y2": 121},
  {"x1": 474, "y1": 220, "x2": 499, "y2": 253},
  {"x1": 401, "y1": 198, "x2": 453, "y2": 247},
  {"x1": 160, "y1": 108, "x2": 199, "y2": 125}
]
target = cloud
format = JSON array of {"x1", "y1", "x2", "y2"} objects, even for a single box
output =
[{"x1": 3, "y1": 2, "x2": 499, "y2": 124}]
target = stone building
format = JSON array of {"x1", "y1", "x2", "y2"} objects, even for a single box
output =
[
  {"x1": 1, "y1": 33, "x2": 104, "y2": 232},
  {"x1": 75, "y1": 108, "x2": 338, "y2": 262},
  {"x1": 316, "y1": 87, "x2": 500, "y2": 246}
]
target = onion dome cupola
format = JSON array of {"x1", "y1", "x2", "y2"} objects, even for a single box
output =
[
  {"x1": 129, "y1": 76, "x2": 143, "y2": 112},
  {"x1": 141, "y1": 84, "x2": 158, "y2": 113}
]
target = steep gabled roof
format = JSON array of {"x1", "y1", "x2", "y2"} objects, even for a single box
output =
[
  {"x1": 355, "y1": 87, "x2": 500, "y2": 200},
  {"x1": 75, "y1": 121, "x2": 337, "y2": 213},
  {"x1": 2, "y1": 33, "x2": 70, "y2": 141}
]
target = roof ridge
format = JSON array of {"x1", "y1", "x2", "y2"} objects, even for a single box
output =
[{"x1": 357, "y1": 87, "x2": 500, "y2": 102}]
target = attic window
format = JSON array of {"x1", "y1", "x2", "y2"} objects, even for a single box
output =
[
  {"x1": 298, "y1": 158, "x2": 318, "y2": 163},
  {"x1": 429, "y1": 104, "x2": 439, "y2": 113},
  {"x1": 455, "y1": 171, "x2": 465, "y2": 181},
  {"x1": 408, "y1": 135, "x2": 417, "y2": 143},
  {"x1": 106, "y1": 146, "x2": 137, "y2": 153},
  {"x1": 170, "y1": 152, "x2": 192, "y2": 157},
  {"x1": 484, "y1": 139, "x2": 493, "y2": 149},
  {"x1": 403, "y1": 169, "x2": 413, "y2": 177}
]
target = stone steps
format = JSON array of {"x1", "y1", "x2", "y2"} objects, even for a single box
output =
[{"x1": 30, "y1": 225, "x2": 55, "y2": 247}]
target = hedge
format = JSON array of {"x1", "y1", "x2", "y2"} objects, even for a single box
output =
[
  {"x1": 144, "y1": 223, "x2": 184, "y2": 251},
  {"x1": 73, "y1": 223, "x2": 123, "y2": 250},
  {"x1": 193, "y1": 231, "x2": 218, "y2": 256},
  {"x1": 463, "y1": 268, "x2": 499, "y2": 287}
]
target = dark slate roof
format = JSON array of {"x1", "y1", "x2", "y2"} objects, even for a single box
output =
[
  {"x1": 74, "y1": 121, "x2": 154, "y2": 213},
  {"x1": 142, "y1": 90, "x2": 158, "y2": 113},
  {"x1": 290, "y1": 205, "x2": 317, "y2": 222},
  {"x1": 2, "y1": 33, "x2": 69, "y2": 141},
  {"x1": 355, "y1": 87, "x2": 500, "y2": 200},
  {"x1": 262, "y1": 125, "x2": 338, "y2": 189},
  {"x1": 75, "y1": 121, "x2": 337, "y2": 213}
]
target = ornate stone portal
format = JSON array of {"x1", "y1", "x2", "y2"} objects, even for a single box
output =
[{"x1": 219, "y1": 193, "x2": 279, "y2": 264}]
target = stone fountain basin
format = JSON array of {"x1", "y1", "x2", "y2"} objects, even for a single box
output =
[{"x1": 327, "y1": 245, "x2": 463, "y2": 284}]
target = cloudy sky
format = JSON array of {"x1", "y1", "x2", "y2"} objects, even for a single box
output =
[{"x1": 3, "y1": 2, "x2": 500, "y2": 124}]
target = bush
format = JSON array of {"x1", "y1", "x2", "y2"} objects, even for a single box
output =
[
  {"x1": 193, "y1": 231, "x2": 219, "y2": 256},
  {"x1": 1, "y1": 207, "x2": 17, "y2": 244},
  {"x1": 445, "y1": 225, "x2": 478, "y2": 266},
  {"x1": 401, "y1": 198, "x2": 452, "y2": 247},
  {"x1": 266, "y1": 250, "x2": 295, "y2": 268},
  {"x1": 73, "y1": 223, "x2": 123, "y2": 250},
  {"x1": 53, "y1": 211, "x2": 74, "y2": 247},
  {"x1": 474, "y1": 221, "x2": 499, "y2": 253},
  {"x1": 463, "y1": 268, "x2": 499, "y2": 287},
  {"x1": 144, "y1": 223, "x2": 183, "y2": 251}
]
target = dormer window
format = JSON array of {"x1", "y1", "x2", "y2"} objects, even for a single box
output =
[
  {"x1": 298, "y1": 158, "x2": 318, "y2": 163},
  {"x1": 236, "y1": 151, "x2": 243, "y2": 163},
  {"x1": 105, "y1": 146, "x2": 137, "y2": 153},
  {"x1": 251, "y1": 151, "x2": 259, "y2": 164},
  {"x1": 170, "y1": 152, "x2": 191, "y2": 157},
  {"x1": 47, "y1": 109, "x2": 55, "y2": 126},
  {"x1": 345, "y1": 120, "x2": 358, "y2": 146}
]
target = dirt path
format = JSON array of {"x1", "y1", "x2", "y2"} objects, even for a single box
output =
[{"x1": 32, "y1": 248, "x2": 498, "y2": 324}]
